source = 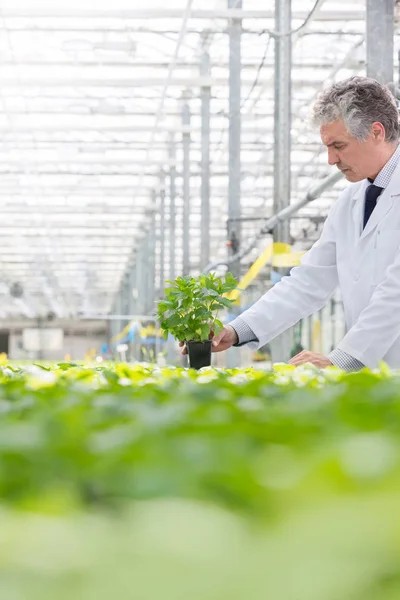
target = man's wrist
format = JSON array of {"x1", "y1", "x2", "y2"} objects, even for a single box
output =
[
  {"x1": 228, "y1": 318, "x2": 259, "y2": 346},
  {"x1": 226, "y1": 324, "x2": 239, "y2": 345},
  {"x1": 328, "y1": 348, "x2": 364, "y2": 371}
]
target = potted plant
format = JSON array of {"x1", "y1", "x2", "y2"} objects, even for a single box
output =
[{"x1": 156, "y1": 272, "x2": 238, "y2": 369}]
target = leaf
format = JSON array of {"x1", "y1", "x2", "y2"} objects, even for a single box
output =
[
  {"x1": 201, "y1": 288, "x2": 219, "y2": 299},
  {"x1": 56, "y1": 363, "x2": 79, "y2": 371},
  {"x1": 163, "y1": 309, "x2": 176, "y2": 320},
  {"x1": 215, "y1": 297, "x2": 234, "y2": 309},
  {"x1": 157, "y1": 300, "x2": 174, "y2": 310},
  {"x1": 200, "y1": 324, "x2": 210, "y2": 340},
  {"x1": 101, "y1": 369, "x2": 120, "y2": 383},
  {"x1": 164, "y1": 314, "x2": 181, "y2": 327},
  {"x1": 211, "y1": 302, "x2": 230, "y2": 311},
  {"x1": 221, "y1": 282, "x2": 237, "y2": 293},
  {"x1": 225, "y1": 271, "x2": 238, "y2": 283},
  {"x1": 214, "y1": 319, "x2": 224, "y2": 330},
  {"x1": 194, "y1": 307, "x2": 211, "y2": 319},
  {"x1": 180, "y1": 297, "x2": 193, "y2": 309},
  {"x1": 204, "y1": 279, "x2": 218, "y2": 292}
]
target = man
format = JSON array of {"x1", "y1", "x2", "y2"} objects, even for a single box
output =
[{"x1": 182, "y1": 76, "x2": 400, "y2": 370}]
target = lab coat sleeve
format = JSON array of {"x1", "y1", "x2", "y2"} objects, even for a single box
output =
[
  {"x1": 337, "y1": 245, "x2": 400, "y2": 368},
  {"x1": 237, "y1": 197, "x2": 341, "y2": 350}
]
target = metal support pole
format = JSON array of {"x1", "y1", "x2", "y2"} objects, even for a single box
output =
[
  {"x1": 274, "y1": 0, "x2": 292, "y2": 244},
  {"x1": 114, "y1": 289, "x2": 123, "y2": 354},
  {"x1": 142, "y1": 235, "x2": 150, "y2": 316},
  {"x1": 107, "y1": 318, "x2": 114, "y2": 356},
  {"x1": 271, "y1": 0, "x2": 293, "y2": 363},
  {"x1": 128, "y1": 260, "x2": 136, "y2": 317},
  {"x1": 167, "y1": 152, "x2": 177, "y2": 364},
  {"x1": 226, "y1": 0, "x2": 242, "y2": 369},
  {"x1": 121, "y1": 272, "x2": 132, "y2": 359},
  {"x1": 122, "y1": 273, "x2": 130, "y2": 329},
  {"x1": 127, "y1": 261, "x2": 136, "y2": 361},
  {"x1": 136, "y1": 243, "x2": 145, "y2": 316},
  {"x1": 398, "y1": 50, "x2": 400, "y2": 87},
  {"x1": 159, "y1": 184, "x2": 166, "y2": 296},
  {"x1": 135, "y1": 242, "x2": 147, "y2": 361},
  {"x1": 155, "y1": 183, "x2": 165, "y2": 364},
  {"x1": 147, "y1": 208, "x2": 156, "y2": 314},
  {"x1": 366, "y1": 0, "x2": 394, "y2": 84},
  {"x1": 227, "y1": 0, "x2": 242, "y2": 280},
  {"x1": 200, "y1": 35, "x2": 211, "y2": 269},
  {"x1": 141, "y1": 222, "x2": 156, "y2": 362},
  {"x1": 169, "y1": 136, "x2": 177, "y2": 282},
  {"x1": 182, "y1": 94, "x2": 191, "y2": 276}
]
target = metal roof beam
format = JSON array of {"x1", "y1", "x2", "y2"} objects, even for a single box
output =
[
  {"x1": 0, "y1": 9, "x2": 366, "y2": 20},
  {"x1": 0, "y1": 125, "x2": 310, "y2": 133},
  {"x1": 0, "y1": 141, "x2": 323, "y2": 148},
  {"x1": 0, "y1": 76, "x2": 323, "y2": 88},
  {"x1": 0, "y1": 59, "x2": 366, "y2": 69}
]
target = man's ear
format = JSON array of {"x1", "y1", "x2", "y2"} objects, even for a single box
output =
[{"x1": 371, "y1": 121, "x2": 386, "y2": 141}]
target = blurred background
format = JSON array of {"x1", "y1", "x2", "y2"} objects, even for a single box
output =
[{"x1": 0, "y1": 0, "x2": 398, "y2": 365}]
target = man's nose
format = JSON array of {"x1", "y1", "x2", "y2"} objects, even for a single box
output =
[{"x1": 327, "y1": 148, "x2": 339, "y2": 166}]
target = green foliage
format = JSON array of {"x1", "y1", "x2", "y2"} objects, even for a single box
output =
[
  {"x1": 1, "y1": 361, "x2": 400, "y2": 599},
  {"x1": 0, "y1": 361, "x2": 399, "y2": 513},
  {"x1": 156, "y1": 272, "x2": 238, "y2": 342}
]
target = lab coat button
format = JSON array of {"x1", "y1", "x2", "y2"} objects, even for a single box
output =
[{"x1": 354, "y1": 273, "x2": 360, "y2": 282}]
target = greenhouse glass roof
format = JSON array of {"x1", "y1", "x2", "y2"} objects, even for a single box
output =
[{"x1": 0, "y1": 0, "x2": 397, "y2": 318}]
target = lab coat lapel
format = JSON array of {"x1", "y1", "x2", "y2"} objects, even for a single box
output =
[
  {"x1": 350, "y1": 180, "x2": 368, "y2": 241},
  {"x1": 360, "y1": 188, "x2": 394, "y2": 240},
  {"x1": 359, "y1": 161, "x2": 400, "y2": 241}
]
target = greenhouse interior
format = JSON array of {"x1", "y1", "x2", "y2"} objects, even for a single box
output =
[
  {"x1": 2, "y1": 1, "x2": 400, "y2": 599},
  {"x1": 0, "y1": 0, "x2": 396, "y2": 366}
]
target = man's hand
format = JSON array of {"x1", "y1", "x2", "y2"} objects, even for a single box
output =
[
  {"x1": 288, "y1": 350, "x2": 333, "y2": 368},
  {"x1": 179, "y1": 325, "x2": 238, "y2": 355}
]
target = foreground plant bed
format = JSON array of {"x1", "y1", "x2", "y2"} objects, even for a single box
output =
[
  {"x1": 2, "y1": 491, "x2": 400, "y2": 600},
  {"x1": 0, "y1": 362, "x2": 400, "y2": 599}
]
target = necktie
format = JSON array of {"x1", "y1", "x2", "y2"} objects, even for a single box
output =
[{"x1": 363, "y1": 184, "x2": 383, "y2": 229}]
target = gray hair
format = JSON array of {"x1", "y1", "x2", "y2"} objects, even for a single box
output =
[{"x1": 311, "y1": 76, "x2": 399, "y2": 143}]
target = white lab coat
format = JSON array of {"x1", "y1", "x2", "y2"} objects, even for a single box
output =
[{"x1": 239, "y1": 161, "x2": 400, "y2": 369}]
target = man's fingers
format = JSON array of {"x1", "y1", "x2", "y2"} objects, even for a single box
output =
[
  {"x1": 289, "y1": 358, "x2": 302, "y2": 366},
  {"x1": 289, "y1": 350, "x2": 311, "y2": 366},
  {"x1": 212, "y1": 331, "x2": 225, "y2": 347},
  {"x1": 288, "y1": 351, "x2": 331, "y2": 368}
]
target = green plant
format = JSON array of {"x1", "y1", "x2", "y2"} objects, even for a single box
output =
[
  {"x1": 1, "y1": 362, "x2": 400, "y2": 599},
  {"x1": 156, "y1": 272, "x2": 238, "y2": 343}
]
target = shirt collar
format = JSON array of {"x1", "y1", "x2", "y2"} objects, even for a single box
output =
[{"x1": 370, "y1": 142, "x2": 400, "y2": 189}]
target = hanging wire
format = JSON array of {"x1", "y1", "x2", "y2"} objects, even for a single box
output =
[
  {"x1": 262, "y1": 0, "x2": 325, "y2": 39},
  {"x1": 212, "y1": 0, "x2": 325, "y2": 160}
]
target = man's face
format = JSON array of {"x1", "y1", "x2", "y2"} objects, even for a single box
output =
[{"x1": 320, "y1": 119, "x2": 382, "y2": 182}]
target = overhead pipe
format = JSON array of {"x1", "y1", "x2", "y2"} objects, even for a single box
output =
[{"x1": 204, "y1": 170, "x2": 343, "y2": 272}]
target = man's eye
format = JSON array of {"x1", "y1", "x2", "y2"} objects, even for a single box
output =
[{"x1": 335, "y1": 145, "x2": 344, "y2": 150}]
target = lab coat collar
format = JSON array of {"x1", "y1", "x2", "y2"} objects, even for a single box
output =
[{"x1": 350, "y1": 160, "x2": 400, "y2": 241}]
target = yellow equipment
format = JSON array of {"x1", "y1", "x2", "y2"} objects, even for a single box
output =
[{"x1": 226, "y1": 242, "x2": 305, "y2": 304}]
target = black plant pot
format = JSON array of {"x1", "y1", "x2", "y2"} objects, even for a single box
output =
[{"x1": 186, "y1": 340, "x2": 212, "y2": 370}]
